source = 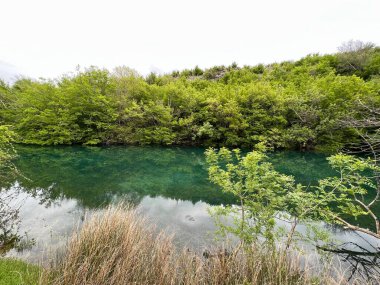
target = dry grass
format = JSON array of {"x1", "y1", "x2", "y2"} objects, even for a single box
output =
[{"x1": 42, "y1": 205, "x2": 378, "y2": 285}]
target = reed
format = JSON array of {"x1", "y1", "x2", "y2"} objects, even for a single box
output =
[{"x1": 42, "y1": 205, "x2": 378, "y2": 285}]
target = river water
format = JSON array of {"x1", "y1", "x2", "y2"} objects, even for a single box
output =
[{"x1": 1, "y1": 145, "x2": 379, "y2": 275}]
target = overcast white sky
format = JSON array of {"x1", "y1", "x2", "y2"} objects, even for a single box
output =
[{"x1": 0, "y1": 0, "x2": 379, "y2": 81}]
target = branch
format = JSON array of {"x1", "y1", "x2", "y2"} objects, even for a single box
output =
[
  {"x1": 354, "y1": 198, "x2": 380, "y2": 235},
  {"x1": 333, "y1": 215, "x2": 380, "y2": 239},
  {"x1": 316, "y1": 245, "x2": 380, "y2": 257}
]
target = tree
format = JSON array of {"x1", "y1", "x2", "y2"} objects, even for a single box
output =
[
  {"x1": 206, "y1": 146, "x2": 380, "y2": 250},
  {"x1": 342, "y1": 100, "x2": 380, "y2": 156},
  {"x1": 205, "y1": 145, "x2": 298, "y2": 245},
  {"x1": 1, "y1": 48, "x2": 379, "y2": 148},
  {"x1": 327, "y1": 101, "x2": 380, "y2": 238},
  {"x1": 337, "y1": 40, "x2": 377, "y2": 78},
  {"x1": 193, "y1": 65, "x2": 203, "y2": 76},
  {"x1": 146, "y1": 72, "x2": 157, "y2": 85},
  {"x1": 59, "y1": 67, "x2": 117, "y2": 145},
  {"x1": 313, "y1": 154, "x2": 380, "y2": 238},
  {"x1": 10, "y1": 79, "x2": 76, "y2": 145},
  {"x1": 112, "y1": 100, "x2": 175, "y2": 145},
  {"x1": 0, "y1": 125, "x2": 16, "y2": 175}
]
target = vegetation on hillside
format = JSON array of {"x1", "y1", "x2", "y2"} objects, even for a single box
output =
[{"x1": 0, "y1": 40, "x2": 379, "y2": 150}]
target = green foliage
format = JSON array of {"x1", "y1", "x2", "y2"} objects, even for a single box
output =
[
  {"x1": 112, "y1": 100, "x2": 175, "y2": 145},
  {"x1": 192, "y1": 65, "x2": 204, "y2": 76},
  {"x1": 0, "y1": 44, "x2": 379, "y2": 148},
  {"x1": 203, "y1": 65, "x2": 226, "y2": 80},
  {"x1": 0, "y1": 126, "x2": 36, "y2": 264},
  {"x1": 146, "y1": 72, "x2": 158, "y2": 85},
  {"x1": 205, "y1": 146, "x2": 298, "y2": 244},
  {"x1": 0, "y1": 125, "x2": 17, "y2": 183},
  {"x1": 206, "y1": 148, "x2": 380, "y2": 247},
  {"x1": 0, "y1": 126, "x2": 15, "y2": 164},
  {"x1": 312, "y1": 154, "x2": 380, "y2": 237},
  {"x1": 205, "y1": 146, "x2": 334, "y2": 248},
  {"x1": 336, "y1": 40, "x2": 380, "y2": 79}
]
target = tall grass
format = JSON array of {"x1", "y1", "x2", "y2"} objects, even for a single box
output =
[{"x1": 42, "y1": 205, "x2": 377, "y2": 285}]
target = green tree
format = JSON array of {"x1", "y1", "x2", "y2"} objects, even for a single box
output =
[
  {"x1": 336, "y1": 40, "x2": 378, "y2": 79},
  {"x1": 8, "y1": 79, "x2": 74, "y2": 145},
  {"x1": 314, "y1": 154, "x2": 380, "y2": 238},
  {"x1": 59, "y1": 67, "x2": 117, "y2": 145},
  {"x1": 206, "y1": 147, "x2": 380, "y2": 249},
  {"x1": 112, "y1": 100, "x2": 175, "y2": 145},
  {"x1": 205, "y1": 145, "x2": 297, "y2": 245},
  {"x1": 0, "y1": 125, "x2": 15, "y2": 169},
  {"x1": 1, "y1": 44, "x2": 379, "y2": 148}
]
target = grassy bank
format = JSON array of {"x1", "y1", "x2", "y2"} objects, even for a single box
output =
[
  {"x1": 0, "y1": 258, "x2": 41, "y2": 285},
  {"x1": 43, "y1": 206, "x2": 308, "y2": 284},
  {"x1": 40, "y1": 205, "x2": 369, "y2": 285},
  {"x1": 2, "y1": 205, "x2": 378, "y2": 284}
]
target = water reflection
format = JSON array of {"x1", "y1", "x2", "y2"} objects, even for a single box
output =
[
  {"x1": 0, "y1": 188, "x2": 35, "y2": 255},
  {"x1": 5, "y1": 186, "x2": 221, "y2": 263},
  {"x1": 6, "y1": 145, "x2": 236, "y2": 208},
  {"x1": 138, "y1": 196, "x2": 221, "y2": 249},
  {"x1": 0, "y1": 189, "x2": 22, "y2": 254},
  {"x1": 3, "y1": 186, "x2": 86, "y2": 263}
]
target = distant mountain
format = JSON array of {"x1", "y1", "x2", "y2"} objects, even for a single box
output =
[{"x1": 0, "y1": 61, "x2": 22, "y2": 83}]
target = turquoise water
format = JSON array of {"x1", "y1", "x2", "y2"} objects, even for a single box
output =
[
  {"x1": 1, "y1": 146, "x2": 379, "y2": 263},
  {"x1": 5, "y1": 145, "x2": 335, "y2": 207}
]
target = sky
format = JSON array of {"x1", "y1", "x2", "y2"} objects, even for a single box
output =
[{"x1": 0, "y1": 0, "x2": 379, "y2": 82}]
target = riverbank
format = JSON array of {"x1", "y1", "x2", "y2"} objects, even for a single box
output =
[{"x1": 3, "y1": 205, "x2": 377, "y2": 285}]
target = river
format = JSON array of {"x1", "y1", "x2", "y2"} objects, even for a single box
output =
[{"x1": 1, "y1": 145, "x2": 379, "y2": 276}]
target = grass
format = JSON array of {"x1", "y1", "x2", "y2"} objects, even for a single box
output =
[
  {"x1": 4, "y1": 205, "x2": 378, "y2": 284},
  {"x1": 41, "y1": 204, "x2": 363, "y2": 285},
  {"x1": 0, "y1": 258, "x2": 41, "y2": 285}
]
